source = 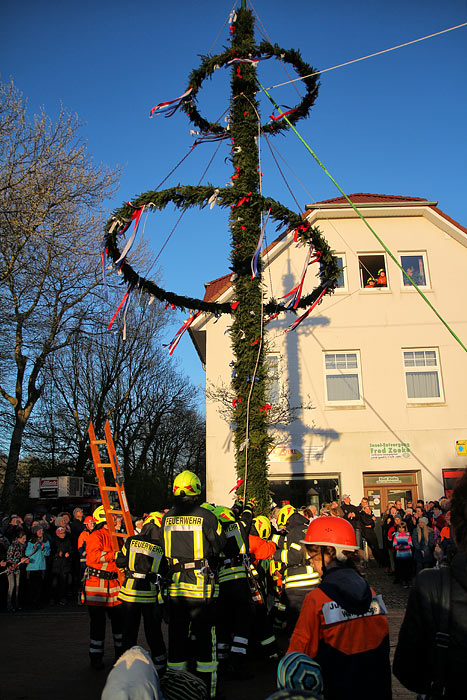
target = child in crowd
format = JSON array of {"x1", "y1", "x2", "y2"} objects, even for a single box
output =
[
  {"x1": 393, "y1": 523, "x2": 413, "y2": 588},
  {"x1": 5, "y1": 529, "x2": 29, "y2": 612}
]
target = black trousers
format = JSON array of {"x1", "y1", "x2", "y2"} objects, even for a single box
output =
[
  {"x1": 362, "y1": 528, "x2": 380, "y2": 564},
  {"x1": 168, "y1": 596, "x2": 217, "y2": 698},
  {"x1": 88, "y1": 604, "x2": 123, "y2": 658},
  {"x1": 121, "y1": 601, "x2": 166, "y2": 661},
  {"x1": 216, "y1": 578, "x2": 252, "y2": 659}
]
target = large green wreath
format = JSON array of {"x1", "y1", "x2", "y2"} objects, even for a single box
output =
[{"x1": 104, "y1": 185, "x2": 340, "y2": 314}]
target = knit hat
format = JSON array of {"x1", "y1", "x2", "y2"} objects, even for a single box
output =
[
  {"x1": 32, "y1": 523, "x2": 44, "y2": 534},
  {"x1": 277, "y1": 652, "x2": 323, "y2": 697},
  {"x1": 419, "y1": 517, "x2": 429, "y2": 525}
]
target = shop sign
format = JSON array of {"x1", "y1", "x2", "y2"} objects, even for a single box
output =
[
  {"x1": 270, "y1": 446, "x2": 303, "y2": 462},
  {"x1": 373, "y1": 475, "x2": 403, "y2": 484},
  {"x1": 456, "y1": 440, "x2": 467, "y2": 455},
  {"x1": 370, "y1": 442, "x2": 411, "y2": 459},
  {"x1": 39, "y1": 477, "x2": 59, "y2": 498}
]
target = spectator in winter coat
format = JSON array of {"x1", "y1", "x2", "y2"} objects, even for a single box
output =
[
  {"x1": 359, "y1": 506, "x2": 380, "y2": 564},
  {"x1": 412, "y1": 517, "x2": 434, "y2": 573},
  {"x1": 430, "y1": 503, "x2": 447, "y2": 533},
  {"x1": 25, "y1": 524, "x2": 50, "y2": 607},
  {"x1": 50, "y1": 527, "x2": 73, "y2": 605},
  {"x1": 392, "y1": 524, "x2": 413, "y2": 588},
  {"x1": 393, "y1": 469, "x2": 467, "y2": 698}
]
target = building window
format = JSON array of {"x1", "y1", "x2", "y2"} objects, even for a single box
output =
[
  {"x1": 358, "y1": 254, "x2": 387, "y2": 288},
  {"x1": 266, "y1": 354, "x2": 280, "y2": 403},
  {"x1": 403, "y1": 348, "x2": 444, "y2": 402},
  {"x1": 400, "y1": 253, "x2": 429, "y2": 287},
  {"x1": 335, "y1": 254, "x2": 347, "y2": 290},
  {"x1": 324, "y1": 351, "x2": 363, "y2": 405}
]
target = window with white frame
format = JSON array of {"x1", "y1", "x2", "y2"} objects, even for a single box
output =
[
  {"x1": 266, "y1": 353, "x2": 280, "y2": 404},
  {"x1": 324, "y1": 351, "x2": 363, "y2": 405},
  {"x1": 403, "y1": 348, "x2": 443, "y2": 402},
  {"x1": 400, "y1": 253, "x2": 429, "y2": 288},
  {"x1": 335, "y1": 254, "x2": 347, "y2": 290},
  {"x1": 358, "y1": 254, "x2": 387, "y2": 288}
]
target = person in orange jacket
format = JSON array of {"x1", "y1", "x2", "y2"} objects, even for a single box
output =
[
  {"x1": 288, "y1": 516, "x2": 391, "y2": 700},
  {"x1": 83, "y1": 505, "x2": 123, "y2": 669},
  {"x1": 248, "y1": 515, "x2": 279, "y2": 660},
  {"x1": 376, "y1": 268, "x2": 387, "y2": 286},
  {"x1": 77, "y1": 516, "x2": 95, "y2": 583}
]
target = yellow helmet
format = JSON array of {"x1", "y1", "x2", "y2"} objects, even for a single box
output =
[
  {"x1": 277, "y1": 504, "x2": 295, "y2": 529},
  {"x1": 93, "y1": 504, "x2": 112, "y2": 524},
  {"x1": 173, "y1": 470, "x2": 201, "y2": 496},
  {"x1": 253, "y1": 515, "x2": 271, "y2": 539},
  {"x1": 214, "y1": 506, "x2": 235, "y2": 522},
  {"x1": 201, "y1": 502, "x2": 216, "y2": 512},
  {"x1": 142, "y1": 511, "x2": 163, "y2": 528}
]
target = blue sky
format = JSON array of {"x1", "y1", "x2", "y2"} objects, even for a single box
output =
[{"x1": 2, "y1": 0, "x2": 466, "y2": 396}]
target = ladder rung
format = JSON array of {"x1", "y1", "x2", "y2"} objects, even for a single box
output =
[
  {"x1": 111, "y1": 510, "x2": 124, "y2": 515},
  {"x1": 98, "y1": 463, "x2": 113, "y2": 468},
  {"x1": 92, "y1": 440, "x2": 107, "y2": 445},
  {"x1": 102, "y1": 486, "x2": 119, "y2": 491}
]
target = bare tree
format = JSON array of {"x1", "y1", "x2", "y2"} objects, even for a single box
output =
[{"x1": 0, "y1": 80, "x2": 120, "y2": 510}]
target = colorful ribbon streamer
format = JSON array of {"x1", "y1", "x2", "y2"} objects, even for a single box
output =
[
  {"x1": 269, "y1": 107, "x2": 297, "y2": 122},
  {"x1": 251, "y1": 209, "x2": 271, "y2": 279},
  {"x1": 164, "y1": 311, "x2": 201, "y2": 355},
  {"x1": 108, "y1": 287, "x2": 132, "y2": 337},
  {"x1": 284, "y1": 286, "x2": 328, "y2": 333},
  {"x1": 115, "y1": 204, "x2": 145, "y2": 266},
  {"x1": 150, "y1": 86, "x2": 193, "y2": 118}
]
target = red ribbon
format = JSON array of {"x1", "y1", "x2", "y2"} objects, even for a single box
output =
[
  {"x1": 232, "y1": 192, "x2": 252, "y2": 209},
  {"x1": 232, "y1": 398, "x2": 242, "y2": 407},
  {"x1": 284, "y1": 287, "x2": 328, "y2": 333},
  {"x1": 229, "y1": 478, "x2": 244, "y2": 494},
  {"x1": 259, "y1": 404, "x2": 272, "y2": 412},
  {"x1": 231, "y1": 301, "x2": 239, "y2": 310},
  {"x1": 108, "y1": 290, "x2": 129, "y2": 331},
  {"x1": 294, "y1": 222, "x2": 310, "y2": 242},
  {"x1": 269, "y1": 108, "x2": 297, "y2": 122}
]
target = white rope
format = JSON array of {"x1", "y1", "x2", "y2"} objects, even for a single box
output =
[{"x1": 265, "y1": 22, "x2": 467, "y2": 90}]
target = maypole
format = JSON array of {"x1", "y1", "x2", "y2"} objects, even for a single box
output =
[{"x1": 103, "y1": 4, "x2": 339, "y2": 514}]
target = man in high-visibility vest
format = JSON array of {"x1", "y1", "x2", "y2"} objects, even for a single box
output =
[
  {"x1": 83, "y1": 505, "x2": 123, "y2": 669},
  {"x1": 116, "y1": 510, "x2": 167, "y2": 673},
  {"x1": 162, "y1": 470, "x2": 226, "y2": 698}
]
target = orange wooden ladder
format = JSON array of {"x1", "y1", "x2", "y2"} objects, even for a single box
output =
[{"x1": 88, "y1": 420, "x2": 134, "y2": 560}]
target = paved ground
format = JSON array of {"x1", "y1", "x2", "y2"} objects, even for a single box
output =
[{"x1": 0, "y1": 564, "x2": 415, "y2": 699}]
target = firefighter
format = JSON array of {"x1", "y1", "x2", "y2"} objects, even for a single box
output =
[
  {"x1": 83, "y1": 505, "x2": 123, "y2": 669},
  {"x1": 273, "y1": 505, "x2": 320, "y2": 635},
  {"x1": 214, "y1": 501, "x2": 255, "y2": 679},
  {"x1": 365, "y1": 277, "x2": 377, "y2": 288},
  {"x1": 288, "y1": 516, "x2": 391, "y2": 698},
  {"x1": 115, "y1": 511, "x2": 167, "y2": 673},
  {"x1": 248, "y1": 514, "x2": 280, "y2": 660},
  {"x1": 377, "y1": 268, "x2": 387, "y2": 286},
  {"x1": 162, "y1": 470, "x2": 226, "y2": 698},
  {"x1": 77, "y1": 516, "x2": 95, "y2": 602}
]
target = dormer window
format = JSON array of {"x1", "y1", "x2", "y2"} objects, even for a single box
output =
[{"x1": 358, "y1": 254, "x2": 387, "y2": 288}]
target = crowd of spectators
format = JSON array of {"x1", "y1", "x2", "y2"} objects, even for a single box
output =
[{"x1": 0, "y1": 507, "x2": 93, "y2": 612}]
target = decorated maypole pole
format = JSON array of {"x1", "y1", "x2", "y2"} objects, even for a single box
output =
[{"x1": 228, "y1": 6, "x2": 270, "y2": 509}]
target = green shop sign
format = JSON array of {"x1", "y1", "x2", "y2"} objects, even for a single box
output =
[{"x1": 370, "y1": 442, "x2": 411, "y2": 459}]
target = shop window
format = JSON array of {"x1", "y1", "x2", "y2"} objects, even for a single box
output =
[
  {"x1": 358, "y1": 254, "x2": 387, "y2": 288},
  {"x1": 403, "y1": 348, "x2": 444, "y2": 403},
  {"x1": 324, "y1": 351, "x2": 363, "y2": 405},
  {"x1": 400, "y1": 253, "x2": 429, "y2": 287},
  {"x1": 335, "y1": 254, "x2": 347, "y2": 290}
]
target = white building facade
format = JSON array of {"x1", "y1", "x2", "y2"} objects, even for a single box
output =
[{"x1": 189, "y1": 194, "x2": 467, "y2": 516}]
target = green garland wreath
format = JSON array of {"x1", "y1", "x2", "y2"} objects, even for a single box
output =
[
  {"x1": 181, "y1": 41, "x2": 319, "y2": 136},
  {"x1": 104, "y1": 185, "x2": 340, "y2": 314}
]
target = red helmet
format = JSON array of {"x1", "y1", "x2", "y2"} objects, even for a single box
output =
[
  {"x1": 300, "y1": 516, "x2": 358, "y2": 552},
  {"x1": 84, "y1": 516, "x2": 95, "y2": 525}
]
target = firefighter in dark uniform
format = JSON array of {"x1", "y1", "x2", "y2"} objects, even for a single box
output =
[
  {"x1": 273, "y1": 505, "x2": 320, "y2": 635},
  {"x1": 115, "y1": 511, "x2": 167, "y2": 673},
  {"x1": 162, "y1": 470, "x2": 226, "y2": 698},
  {"x1": 214, "y1": 500, "x2": 255, "y2": 679}
]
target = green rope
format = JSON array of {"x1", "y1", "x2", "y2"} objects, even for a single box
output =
[{"x1": 257, "y1": 78, "x2": 467, "y2": 355}]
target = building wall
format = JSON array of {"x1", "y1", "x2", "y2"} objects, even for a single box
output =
[{"x1": 197, "y1": 204, "x2": 467, "y2": 508}]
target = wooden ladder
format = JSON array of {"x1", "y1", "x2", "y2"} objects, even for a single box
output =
[{"x1": 88, "y1": 419, "x2": 134, "y2": 561}]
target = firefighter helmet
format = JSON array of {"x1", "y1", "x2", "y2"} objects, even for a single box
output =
[
  {"x1": 277, "y1": 504, "x2": 296, "y2": 529},
  {"x1": 173, "y1": 470, "x2": 201, "y2": 496},
  {"x1": 201, "y1": 502, "x2": 216, "y2": 512},
  {"x1": 378, "y1": 269, "x2": 385, "y2": 276},
  {"x1": 143, "y1": 511, "x2": 163, "y2": 528},
  {"x1": 84, "y1": 516, "x2": 95, "y2": 526},
  {"x1": 253, "y1": 515, "x2": 271, "y2": 539},
  {"x1": 93, "y1": 504, "x2": 112, "y2": 524},
  {"x1": 214, "y1": 505, "x2": 236, "y2": 522},
  {"x1": 300, "y1": 515, "x2": 358, "y2": 553}
]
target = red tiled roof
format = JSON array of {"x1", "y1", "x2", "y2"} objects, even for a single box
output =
[
  {"x1": 202, "y1": 194, "x2": 467, "y2": 303},
  {"x1": 309, "y1": 193, "x2": 430, "y2": 205}
]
